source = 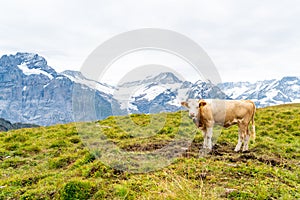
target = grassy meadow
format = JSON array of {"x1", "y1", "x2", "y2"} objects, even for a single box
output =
[{"x1": 0, "y1": 104, "x2": 299, "y2": 199}]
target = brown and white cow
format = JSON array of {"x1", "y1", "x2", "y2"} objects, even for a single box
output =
[{"x1": 181, "y1": 99, "x2": 256, "y2": 152}]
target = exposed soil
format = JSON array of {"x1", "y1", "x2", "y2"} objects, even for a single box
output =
[
  {"x1": 121, "y1": 140, "x2": 295, "y2": 170},
  {"x1": 121, "y1": 141, "x2": 170, "y2": 151}
]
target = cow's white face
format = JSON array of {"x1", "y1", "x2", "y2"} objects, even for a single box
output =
[{"x1": 181, "y1": 99, "x2": 199, "y2": 119}]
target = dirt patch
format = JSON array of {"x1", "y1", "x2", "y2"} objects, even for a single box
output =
[
  {"x1": 120, "y1": 138, "x2": 236, "y2": 157},
  {"x1": 230, "y1": 153, "x2": 292, "y2": 169},
  {"x1": 122, "y1": 142, "x2": 169, "y2": 151},
  {"x1": 181, "y1": 141, "x2": 202, "y2": 158},
  {"x1": 211, "y1": 142, "x2": 236, "y2": 155},
  {"x1": 229, "y1": 153, "x2": 257, "y2": 162},
  {"x1": 257, "y1": 156, "x2": 291, "y2": 169},
  {"x1": 181, "y1": 142, "x2": 294, "y2": 170},
  {"x1": 181, "y1": 141, "x2": 236, "y2": 158},
  {"x1": 121, "y1": 140, "x2": 293, "y2": 170},
  {"x1": 121, "y1": 140, "x2": 193, "y2": 153}
]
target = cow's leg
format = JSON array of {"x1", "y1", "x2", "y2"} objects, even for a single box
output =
[
  {"x1": 202, "y1": 128, "x2": 213, "y2": 150},
  {"x1": 234, "y1": 125, "x2": 245, "y2": 152},
  {"x1": 242, "y1": 126, "x2": 250, "y2": 151},
  {"x1": 206, "y1": 127, "x2": 213, "y2": 150},
  {"x1": 203, "y1": 130, "x2": 207, "y2": 148},
  {"x1": 199, "y1": 128, "x2": 212, "y2": 156}
]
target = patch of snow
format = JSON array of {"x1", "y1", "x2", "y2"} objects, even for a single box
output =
[
  {"x1": 43, "y1": 83, "x2": 50, "y2": 88},
  {"x1": 176, "y1": 88, "x2": 190, "y2": 101},
  {"x1": 130, "y1": 83, "x2": 182, "y2": 101},
  {"x1": 128, "y1": 102, "x2": 138, "y2": 111},
  {"x1": 63, "y1": 73, "x2": 114, "y2": 95},
  {"x1": 258, "y1": 92, "x2": 286, "y2": 106},
  {"x1": 141, "y1": 86, "x2": 167, "y2": 101},
  {"x1": 290, "y1": 84, "x2": 300, "y2": 91},
  {"x1": 119, "y1": 101, "x2": 127, "y2": 110},
  {"x1": 31, "y1": 115, "x2": 42, "y2": 120},
  {"x1": 287, "y1": 80, "x2": 298, "y2": 85},
  {"x1": 223, "y1": 85, "x2": 249, "y2": 99},
  {"x1": 265, "y1": 89, "x2": 278, "y2": 99},
  {"x1": 18, "y1": 63, "x2": 53, "y2": 79},
  {"x1": 118, "y1": 99, "x2": 137, "y2": 111},
  {"x1": 168, "y1": 98, "x2": 180, "y2": 106},
  {"x1": 265, "y1": 79, "x2": 279, "y2": 90}
]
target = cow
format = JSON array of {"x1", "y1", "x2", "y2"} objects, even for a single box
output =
[{"x1": 181, "y1": 99, "x2": 256, "y2": 153}]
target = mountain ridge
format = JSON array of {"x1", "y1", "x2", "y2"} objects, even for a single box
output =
[
  {"x1": 0, "y1": 52, "x2": 115, "y2": 126},
  {"x1": 0, "y1": 118, "x2": 39, "y2": 132},
  {"x1": 0, "y1": 52, "x2": 299, "y2": 126}
]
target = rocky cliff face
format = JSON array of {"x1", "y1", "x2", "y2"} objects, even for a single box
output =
[{"x1": 0, "y1": 53, "x2": 114, "y2": 126}]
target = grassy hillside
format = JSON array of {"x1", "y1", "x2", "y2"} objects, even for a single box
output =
[{"x1": 0, "y1": 104, "x2": 299, "y2": 199}]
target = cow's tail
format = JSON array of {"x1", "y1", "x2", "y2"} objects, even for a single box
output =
[{"x1": 250, "y1": 101, "x2": 256, "y2": 142}]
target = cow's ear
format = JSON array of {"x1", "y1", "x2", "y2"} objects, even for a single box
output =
[
  {"x1": 199, "y1": 100, "x2": 207, "y2": 107},
  {"x1": 181, "y1": 101, "x2": 188, "y2": 107}
]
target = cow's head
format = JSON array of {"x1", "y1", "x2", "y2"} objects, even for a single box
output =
[
  {"x1": 181, "y1": 99, "x2": 199, "y2": 119},
  {"x1": 181, "y1": 99, "x2": 207, "y2": 128}
]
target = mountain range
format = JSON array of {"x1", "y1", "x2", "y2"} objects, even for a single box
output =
[{"x1": 0, "y1": 52, "x2": 299, "y2": 126}]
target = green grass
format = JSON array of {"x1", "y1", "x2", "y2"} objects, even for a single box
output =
[{"x1": 0, "y1": 104, "x2": 299, "y2": 199}]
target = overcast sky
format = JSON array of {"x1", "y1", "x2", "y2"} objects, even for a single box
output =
[{"x1": 1, "y1": 0, "x2": 300, "y2": 84}]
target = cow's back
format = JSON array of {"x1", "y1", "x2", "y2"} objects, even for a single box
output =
[{"x1": 210, "y1": 100, "x2": 255, "y2": 126}]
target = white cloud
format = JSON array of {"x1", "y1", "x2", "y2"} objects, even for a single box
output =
[{"x1": 0, "y1": 0, "x2": 299, "y2": 84}]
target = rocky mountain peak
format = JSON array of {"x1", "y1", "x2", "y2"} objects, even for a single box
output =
[
  {"x1": 150, "y1": 72, "x2": 183, "y2": 84},
  {"x1": 0, "y1": 52, "x2": 57, "y2": 77},
  {"x1": 61, "y1": 70, "x2": 86, "y2": 79},
  {"x1": 120, "y1": 72, "x2": 183, "y2": 87}
]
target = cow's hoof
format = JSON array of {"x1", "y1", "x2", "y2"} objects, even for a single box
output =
[
  {"x1": 199, "y1": 148, "x2": 211, "y2": 157},
  {"x1": 234, "y1": 147, "x2": 242, "y2": 153},
  {"x1": 242, "y1": 150, "x2": 250, "y2": 153}
]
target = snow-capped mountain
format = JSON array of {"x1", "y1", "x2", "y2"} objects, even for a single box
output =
[
  {"x1": 0, "y1": 52, "x2": 299, "y2": 126},
  {"x1": 117, "y1": 72, "x2": 184, "y2": 113},
  {"x1": 61, "y1": 70, "x2": 115, "y2": 96},
  {"x1": 218, "y1": 77, "x2": 300, "y2": 107},
  {"x1": 188, "y1": 80, "x2": 228, "y2": 100},
  {"x1": 119, "y1": 72, "x2": 183, "y2": 88},
  {"x1": 0, "y1": 53, "x2": 116, "y2": 126},
  {"x1": 117, "y1": 73, "x2": 299, "y2": 114},
  {"x1": 116, "y1": 72, "x2": 228, "y2": 114}
]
